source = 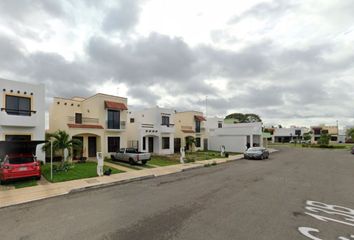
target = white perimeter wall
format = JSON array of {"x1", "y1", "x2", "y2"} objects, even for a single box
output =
[{"x1": 209, "y1": 135, "x2": 247, "y2": 153}]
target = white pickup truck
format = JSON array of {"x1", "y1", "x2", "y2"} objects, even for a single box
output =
[{"x1": 111, "y1": 148, "x2": 151, "y2": 165}]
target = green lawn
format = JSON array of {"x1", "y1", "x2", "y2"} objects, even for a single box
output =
[
  {"x1": 269, "y1": 143, "x2": 353, "y2": 150},
  {"x1": 42, "y1": 162, "x2": 124, "y2": 183},
  {"x1": 149, "y1": 155, "x2": 180, "y2": 166},
  {"x1": 185, "y1": 151, "x2": 240, "y2": 162}
]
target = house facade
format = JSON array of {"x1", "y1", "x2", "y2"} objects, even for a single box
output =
[
  {"x1": 208, "y1": 121, "x2": 263, "y2": 153},
  {"x1": 311, "y1": 125, "x2": 338, "y2": 144},
  {"x1": 126, "y1": 107, "x2": 175, "y2": 155},
  {"x1": 174, "y1": 111, "x2": 207, "y2": 152},
  {"x1": 49, "y1": 93, "x2": 128, "y2": 159},
  {"x1": 0, "y1": 79, "x2": 45, "y2": 160},
  {"x1": 272, "y1": 127, "x2": 310, "y2": 143}
]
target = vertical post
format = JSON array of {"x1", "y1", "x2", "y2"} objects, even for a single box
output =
[{"x1": 50, "y1": 139, "x2": 53, "y2": 181}]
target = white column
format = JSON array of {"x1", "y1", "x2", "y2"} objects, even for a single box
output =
[{"x1": 250, "y1": 135, "x2": 254, "y2": 147}]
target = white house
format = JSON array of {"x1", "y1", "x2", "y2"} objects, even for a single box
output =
[
  {"x1": 273, "y1": 127, "x2": 310, "y2": 143},
  {"x1": 0, "y1": 78, "x2": 45, "y2": 161},
  {"x1": 208, "y1": 119, "x2": 263, "y2": 153},
  {"x1": 126, "y1": 107, "x2": 175, "y2": 155}
]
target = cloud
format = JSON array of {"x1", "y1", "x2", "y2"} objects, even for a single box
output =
[{"x1": 102, "y1": 0, "x2": 143, "y2": 33}]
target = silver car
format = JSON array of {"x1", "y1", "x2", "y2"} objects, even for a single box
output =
[{"x1": 244, "y1": 147, "x2": 270, "y2": 160}]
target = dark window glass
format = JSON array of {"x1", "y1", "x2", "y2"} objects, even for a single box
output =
[
  {"x1": 108, "y1": 137, "x2": 120, "y2": 152},
  {"x1": 143, "y1": 137, "x2": 146, "y2": 150},
  {"x1": 130, "y1": 118, "x2": 135, "y2": 123},
  {"x1": 5, "y1": 135, "x2": 31, "y2": 141},
  {"x1": 75, "y1": 113, "x2": 82, "y2": 124},
  {"x1": 107, "y1": 110, "x2": 120, "y2": 129},
  {"x1": 195, "y1": 120, "x2": 201, "y2": 133},
  {"x1": 295, "y1": 129, "x2": 301, "y2": 136},
  {"x1": 218, "y1": 122, "x2": 222, "y2": 128},
  {"x1": 8, "y1": 157, "x2": 34, "y2": 164},
  {"x1": 195, "y1": 137, "x2": 201, "y2": 147},
  {"x1": 162, "y1": 116, "x2": 170, "y2": 126},
  {"x1": 162, "y1": 137, "x2": 170, "y2": 149},
  {"x1": 5, "y1": 95, "x2": 31, "y2": 116}
]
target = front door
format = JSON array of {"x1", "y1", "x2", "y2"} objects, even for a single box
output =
[
  {"x1": 88, "y1": 136, "x2": 97, "y2": 157},
  {"x1": 148, "y1": 137, "x2": 154, "y2": 153},
  {"x1": 203, "y1": 138, "x2": 208, "y2": 151},
  {"x1": 174, "y1": 138, "x2": 181, "y2": 153}
]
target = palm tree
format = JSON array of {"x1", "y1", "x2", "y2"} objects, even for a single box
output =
[{"x1": 44, "y1": 130, "x2": 82, "y2": 164}]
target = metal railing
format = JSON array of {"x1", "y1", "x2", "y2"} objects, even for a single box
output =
[
  {"x1": 107, "y1": 120, "x2": 126, "y2": 130},
  {"x1": 67, "y1": 116, "x2": 99, "y2": 124}
]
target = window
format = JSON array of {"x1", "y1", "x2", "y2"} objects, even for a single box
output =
[
  {"x1": 195, "y1": 120, "x2": 201, "y2": 133},
  {"x1": 130, "y1": 118, "x2": 135, "y2": 123},
  {"x1": 195, "y1": 137, "x2": 201, "y2": 147},
  {"x1": 162, "y1": 116, "x2": 170, "y2": 126},
  {"x1": 143, "y1": 137, "x2": 146, "y2": 150},
  {"x1": 218, "y1": 122, "x2": 222, "y2": 128},
  {"x1": 162, "y1": 137, "x2": 170, "y2": 149},
  {"x1": 108, "y1": 137, "x2": 120, "y2": 152},
  {"x1": 75, "y1": 113, "x2": 82, "y2": 124},
  {"x1": 107, "y1": 110, "x2": 120, "y2": 129},
  {"x1": 5, "y1": 135, "x2": 31, "y2": 141},
  {"x1": 5, "y1": 95, "x2": 31, "y2": 116},
  {"x1": 295, "y1": 129, "x2": 301, "y2": 136},
  {"x1": 331, "y1": 136, "x2": 338, "y2": 141}
]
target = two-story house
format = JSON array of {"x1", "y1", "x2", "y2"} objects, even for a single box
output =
[
  {"x1": 126, "y1": 107, "x2": 175, "y2": 155},
  {"x1": 49, "y1": 93, "x2": 128, "y2": 159},
  {"x1": 0, "y1": 79, "x2": 45, "y2": 160},
  {"x1": 0, "y1": 78, "x2": 45, "y2": 141},
  {"x1": 311, "y1": 124, "x2": 339, "y2": 144},
  {"x1": 174, "y1": 111, "x2": 207, "y2": 152}
]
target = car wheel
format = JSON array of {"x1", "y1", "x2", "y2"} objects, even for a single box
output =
[
  {"x1": 111, "y1": 155, "x2": 115, "y2": 161},
  {"x1": 36, "y1": 176, "x2": 41, "y2": 181},
  {"x1": 129, "y1": 158, "x2": 135, "y2": 165},
  {"x1": 260, "y1": 155, "x2": 264, "y2": 160},
  {"x1": 141, "y1": 160, "x2": 147, "y2": 165}
]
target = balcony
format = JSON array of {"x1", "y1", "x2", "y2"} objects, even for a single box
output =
[
  {"x1": 106, "y1": 120, "x2": 126, "y2": 130},
  {"x1": 67, "y1": 116, "x2": 99, "y2": 124},
  {"x1": 161, "y1": 123, "x2": 175, "y2": 133}
]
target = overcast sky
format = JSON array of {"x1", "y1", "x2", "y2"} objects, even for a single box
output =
[{"x1": 0, "y1": 0, "x2": 354, "y2": 128}]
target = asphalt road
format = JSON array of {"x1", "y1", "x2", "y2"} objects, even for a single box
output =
[{"x1": 1, "y1": 147, "x2": 354, "y2": 240}]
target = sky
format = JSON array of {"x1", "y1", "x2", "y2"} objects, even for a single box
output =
[{"x1": 0, "y1": 0, "x2": 354, "y2": 128}]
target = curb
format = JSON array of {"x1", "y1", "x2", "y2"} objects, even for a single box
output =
[
  {"x1": 181, "y1": 164, "x2": 205, "y2": 172},
  {"x1": 69, "y1": 174, "x2": 156, "y2": 194}
]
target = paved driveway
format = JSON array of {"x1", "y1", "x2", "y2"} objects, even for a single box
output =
[{"x1": 1, "y1": 147, "x2": 354, "y2": 240}]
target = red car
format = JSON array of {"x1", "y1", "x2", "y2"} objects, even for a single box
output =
[{"x1": 0, "y1": 141, "x2": 44, "y2": 184}]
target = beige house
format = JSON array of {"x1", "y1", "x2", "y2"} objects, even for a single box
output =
[
  {"x1": 311, "y1": 125, "x2": 339, "y2": 144},
  {"x1": 49, "y1": 93, "x2": 128, "y2": 159},
  {"x1": 174, "y1": 111, "x2": 207, "y2": 152}
]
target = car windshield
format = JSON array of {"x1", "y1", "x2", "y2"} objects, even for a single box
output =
[
  {"x1": 8, "y1": 157, "x2": 34, "y2": 164},
  {"x1": 246, "y1": 148, "x2": 263, "y2": 153}
]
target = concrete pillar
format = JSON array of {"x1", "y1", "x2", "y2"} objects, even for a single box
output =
[{"x1": 250, "y1": 135, "x2": 254, "y2": 147}]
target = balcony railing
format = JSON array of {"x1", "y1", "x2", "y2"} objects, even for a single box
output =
[
  {"x1": 107, "y1": 120, "x2": 126, "y2": 130},
  {"x1": 67, "y1": 116, "x2": 99, "y2": 124},
  {"x1": 161, "y1": 123, "x2": 175, "y2": 127},
  {"x1": 1, "y1": 108, "x2": 36, "y2": 116}
]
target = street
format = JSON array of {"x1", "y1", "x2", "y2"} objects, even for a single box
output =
[{"x1": 1, "y1": 147, "x2": 354, "y2": 240}]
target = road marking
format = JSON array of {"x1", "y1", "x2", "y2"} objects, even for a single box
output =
[{"x1": 298, "y1": 200, "x2": 354, "y2": 239}]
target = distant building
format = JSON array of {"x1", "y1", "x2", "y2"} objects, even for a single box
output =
[
  {"x1": 174, "y1": 111, "x2": 207, "y2": 152},
  {"x1": 126, "y1": 107, "x2": 175, "y2": 155},
  {"x1": 49, "y1": 93, "x2": 128, "y2": 159},
  {"x1": 208, "y1": 120, "x2": 263, "y2": 153},
  {"x1": 272, "y1": 127, "x2": 310, "y2": 143},
  {"x1": 311, "y1": 125, "x2": 339, "y2": 144}
]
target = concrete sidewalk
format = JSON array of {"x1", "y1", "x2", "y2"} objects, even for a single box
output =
[{"x1": 0, "y1": 150, "x2": 277, "y2": 209}]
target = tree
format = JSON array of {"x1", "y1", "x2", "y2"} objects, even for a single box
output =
[
  {"x1": 225, "y1": 113, "x2": 262, "y2": 123},
  {"x1": 43, "y1": 130, "x2": 82, "y2": 164},
  {"x1": 303, "y1": 131, "x2": 312, "y2": 142},
  {"x1": 318, "y1": 132, "x2": 330, "y2": 146},
  {"x1": 346, "y1": 128, "x2": 354, "y2": 142}
]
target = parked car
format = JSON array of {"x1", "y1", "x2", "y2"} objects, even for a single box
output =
[
  {"x1": 0, "y1": 141, "x2": 44, "y2": 184},
  {"x1": 244, "y1": 147, "x2": 270, "y2": 160},
  {"x1": 111, "y1": 148, "x2": 151, "y2": 165},
  {"x1": 351, "y1": 147, "x2": 354, "y2": 154}
]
